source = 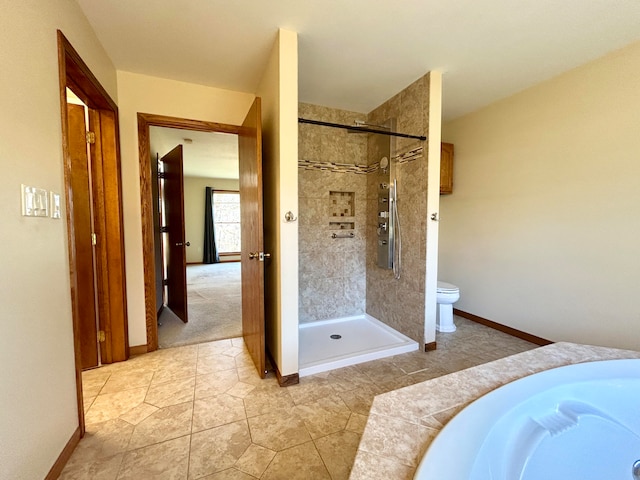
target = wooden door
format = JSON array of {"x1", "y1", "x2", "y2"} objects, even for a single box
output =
[
  {"x1": 67, "y1": 103, "x2": 99, "y2": 369},
  {"x1": 239, "y1": 98, "x2": 266, "y2": 378},
  {"x1": 162, "y1": 145, "x2": 188, "y2": 323}
]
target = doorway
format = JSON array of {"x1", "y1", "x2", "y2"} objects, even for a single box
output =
[
  {"x1": 138, "y1": 104, "x2": 267, "y2": 378},
  {"x1": 57, "y1": 31, "x2": 129, "y2": 434},
  {"x1": 150, "y1": 127, "x2": 243, "y2": 347}
]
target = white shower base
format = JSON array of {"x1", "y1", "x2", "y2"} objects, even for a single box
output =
[{"x1": 299, "y1": 314, "x2": 419, "y2": 377}]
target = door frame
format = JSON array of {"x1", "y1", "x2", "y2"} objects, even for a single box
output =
[
  {"x1": 137, "y1": 113, "x2": 241, "y2": 351},
  {"x1": 57, "y1": 31, "x2": 129, "y2": 433}
]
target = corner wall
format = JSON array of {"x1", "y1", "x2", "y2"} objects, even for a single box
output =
[
  {"x1": 116, "y1": 71, "x2": 254, "y2": 346},
  {"x1": 0, "y1": 1, "x2": 117, "y2": 478},
  {"x1": 257, "y1": 29, "x2": 299, "y2": 376},
  {"x1": 440, "y1": 41, "x2": 640, "y2": 350}
]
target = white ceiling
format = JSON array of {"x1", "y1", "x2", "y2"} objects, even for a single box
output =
[
  {"x1": 77, "y1": 0, "x2": 640, "y2": 120},
  {"x1": 150, "y1": 127, "x2": 239, "y2": 179}
]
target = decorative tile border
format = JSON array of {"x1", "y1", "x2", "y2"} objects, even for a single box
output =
[
  {"x1": 394, "y1": 146, "x2": 423, "y2": 164},
  {"x1": 297, "y1": 160, "x2": 376, "y2": 174},
  {"x1": 298, "y1": 146, "x2": 424, "y2": 174}
]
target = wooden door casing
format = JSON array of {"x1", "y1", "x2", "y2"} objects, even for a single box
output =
[
  {"x1": 162, "y1": 145, "x2": 188, "y2": 323},
  {"x1": 239, "y1": 98, "x2": 266, "y2": 378}
]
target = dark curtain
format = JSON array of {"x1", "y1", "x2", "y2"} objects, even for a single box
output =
[{"x1": 203, "y1": 187, "x2": 219, "y2": 264}]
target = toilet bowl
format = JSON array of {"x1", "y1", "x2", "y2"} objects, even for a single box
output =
[{"x1": 436, "y1": 281, "x2": 460, "y2": 333}]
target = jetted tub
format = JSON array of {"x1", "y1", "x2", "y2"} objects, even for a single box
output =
[{"x1": 414, "y1": 359, "x2": 640, "y2": 480}]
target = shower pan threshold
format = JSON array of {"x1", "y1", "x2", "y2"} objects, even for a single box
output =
[{"x1": 299, "y1": 314, "x2": 419, "y2": 377}]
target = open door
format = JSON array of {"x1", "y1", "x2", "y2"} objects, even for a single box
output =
[
  {"x1": 67, "y1": 103, "x2": 100, "y2": 369},
  {"x1": 239, "y1": 98, "x2": 266, "y2": 378},
  {"x1": 162, "y1": 145, "x2": 188, "y2": 323}
]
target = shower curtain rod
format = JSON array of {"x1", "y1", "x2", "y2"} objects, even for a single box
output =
[{"x1": 298, "y1": 117, "x2": 427, "y2": 141}]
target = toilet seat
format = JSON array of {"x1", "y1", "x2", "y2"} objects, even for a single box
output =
[{"x1": 437, "y1": 281, "x2": 459, "y2": 293}]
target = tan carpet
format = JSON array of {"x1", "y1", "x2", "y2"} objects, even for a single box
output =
[{"x1": 158, "y1": 262, "x2": 242, "y2": 348}]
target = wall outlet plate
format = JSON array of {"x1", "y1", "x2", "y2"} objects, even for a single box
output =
[{"x1": 21, "y1": 184, "x2": 49, "y2": 217}]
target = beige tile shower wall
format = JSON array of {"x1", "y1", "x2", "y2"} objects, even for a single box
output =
[
  {"x1": 365, "y1": 74, "x2": 431, "y2": 343},
  {"x1": 298, "y1": 103, "x2": 368, "y2": 323}
]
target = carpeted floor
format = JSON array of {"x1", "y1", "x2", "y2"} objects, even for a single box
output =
[{"x1": 158, "y1": 262, "x2": 242, "y2": 348}]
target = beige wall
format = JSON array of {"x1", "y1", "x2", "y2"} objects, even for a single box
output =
[
  {"x1": 257, "y1": 29, "x2": 299, "y2": 376},
  {"x1": 0, "y1": 1, "x2": 117, "y2": 478},
  {"x1": 298, "y1": 103, "x2": 368, "y2": 323},
  {"x1": 116, "y1": 71, "x2": 254, "y2": 346},
  {"x1": 183, "y1": 176, "x2": 239, "y2": 264},
  {"x1": 440, "y1": 41, "x2": 640, "y2": 350}
]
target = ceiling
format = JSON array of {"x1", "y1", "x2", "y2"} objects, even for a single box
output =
[
  {"x1": 77, "y1": 0, "x2": 640, "y2": 120},
  {"x1": 150, "y1": 127, "x2": 239, "y2": 179}
]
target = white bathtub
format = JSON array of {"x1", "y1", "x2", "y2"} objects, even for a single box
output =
[{"x1": 414, "y1": 359, "x2": 640, "y2": 480}]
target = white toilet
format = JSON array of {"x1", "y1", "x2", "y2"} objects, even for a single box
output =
[{"x1": 436, "y1": 281, "x2": 460, "y2": 333}]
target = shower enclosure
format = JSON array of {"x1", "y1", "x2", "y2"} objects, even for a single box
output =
[{"x1": 297, "y1": 97, "x2": 431, "y2": 376}]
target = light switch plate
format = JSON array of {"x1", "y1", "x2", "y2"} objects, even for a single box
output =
[
  {"x1": 21, "y1": 184, "x2": 49, "y2": 217},
  {"x1": 50, "y1": 192, "x2": 61, "y2": 219}
]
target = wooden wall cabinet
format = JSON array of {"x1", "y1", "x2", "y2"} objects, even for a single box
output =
[{"x1": 440, "y1": 142, "x2": 454, "y2": 195}]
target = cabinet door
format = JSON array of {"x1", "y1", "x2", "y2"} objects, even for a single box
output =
[{"x1": 440, "y1": 142, "x2": 454, "y2": 195}]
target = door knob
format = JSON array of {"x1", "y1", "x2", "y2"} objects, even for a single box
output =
[
  {"x1": 249, "y1": 252, "x2": 259, "y2": 260},
  {"x1": 185, "y1": 241, "x2": 190, "y2": 247}
]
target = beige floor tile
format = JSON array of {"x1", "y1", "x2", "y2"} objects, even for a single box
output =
[
  {"x1": 220, "y1": 345, "x2": 246, "y2": 358},
  {"x1": 295, "y1": 395, "x2": 352, "y2": 439},
  {"x1": 345, "y1": 412, "x2": 369, "y2": 434},
  {"x1": 314, "y1": 430, "x2": 361, "y2": 480},
  {"x1": 198, "y1": 339, "x2": 234, "y2": 358},
  {"x1": 119, "y1": 402, "x2": 159, "y2": 426},
  {"x1": 326, "y1": 365, "x2": 376, "y2": 393},
  {"x1": 336, "y1": 383, "x2": 382, "y2": 415},
  {"x1": 192, "y1": 393, "x2": 246, "y2": 432},
  {"x1": 200, "y1": 468, "x2": 256, "y2": 479},
  {"x1": 100, "y1": 369, "x2": 155, "y2": 394},
  {"x1": 145, "y1": 376, "x2": 195, "y2": 408},
  {"x1": 74, "y1": 326, "x2": 537, "y2": 480},
  {"x1": 150, "y1": 360, "x2": 197, "y2": 386},
  {"x1": 195, "y1": 369, "x2": 239, "y2": 399},
  {"x1": 287, "y1": 376, "x2": 336, "y2": 405},
  {"x1": 188, "y1": 420, "x2": 252, "y2": 479},
  {"x1": 233, "y1": 442, "x2": 276, "y2": 478},
  {"x1": 85, "y1": 387, "x2": 147, "y2": 425},
  {"x1": 128, "y1": 402, "x2": 193, "y2": 450},
  {"x1": 197, "y1": 353, "x2": 238, "y2": 375},
  {"x1": 248, "y1": 410, "x2": 311, "y2": 451},
  {"x1": 59, "y1": 453, "x2": 124, "y2": 480},
  {"x1": 117, "y1": 435, "x2": 190, "y2": 480},
  {"x1": 66, "y1": 419, "x2": 134, "y2": 466},
  {"x1": 242, "y1": 384, "x2": 295, "y2": 418},
  {"x1": 226, "y1": 381, "x2": 255, "y2": 399},
  {"x1": 82, "y1": 370, "x2": 112, "y2": 397},
  {"x1": 234, "y1": 353, "x2": 256, "y2": 370},
  {"x1": 261, "y1": 441, "x2": 330, "y2": 480},
  {"x1": 349, "y1": 450, "x2": 415, "y2": 480},
  {"x1": 84, "y1": 395, "x2": 96, "y2": 413},
  {"x1": 236, "y1": 366, "x2": 277, "y2": 387}
]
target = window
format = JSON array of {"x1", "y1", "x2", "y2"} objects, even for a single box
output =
[{"x1": 213, "y1": 191, "x2": 241, "y2": 253}]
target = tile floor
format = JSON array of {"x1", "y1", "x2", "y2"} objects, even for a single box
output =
[{"x1": 60, "y1": 316, "x2": 536, "y2": 479}]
